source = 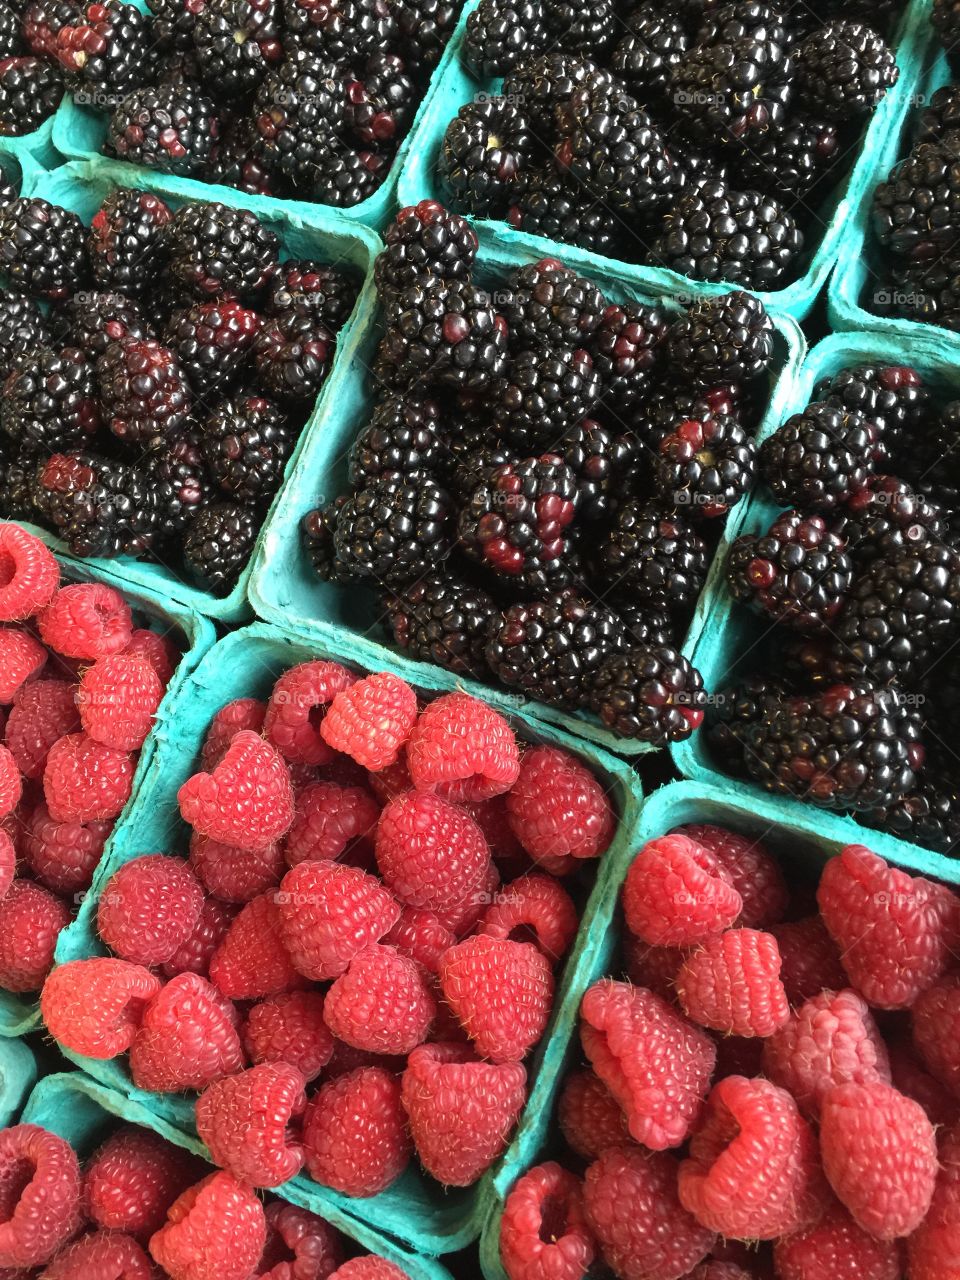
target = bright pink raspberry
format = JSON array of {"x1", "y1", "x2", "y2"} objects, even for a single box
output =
[
  {"x1": 623, "y1": 834, "x2": 743, "y2": 947},
  {"x1": 506, "y1": 747, "x2": 614, "y2": 862},
  {"x1": 98, "y1": 853, "x2": 204, "y2": 966},
  {"x1": 913, "y1": 973, "x2": 960, "y2": 1099},
  {"x1": 0, "y1": 880, "x2": 69, "y2": 992},
  {"x1": 179, "y1": 731, "x2": 294, "y2": 851},
  {"x1": 163, "y1": 897, "x2": 239, "y2": 979},
  {"x1": 467, "y1": 795, "x2": 529, "y2": 877},
  {"x1": 303, "y1": 1066, "x2": 412, "y2": 1197},
  {"x1": 687, "y1": 1261, "x2": 754, "y2": 1279},
  {"x1": 820, "y1": 1081, "x2": 938, "y2": 1240},
  {"x1": 0, "y1": 830, "x2": 13, "y2": 900},
  {"x1": 278, "y1": 860, "x2": 400, "y2": 982},
  {"x1": 43, "y1": 731, "x2": 134, "y2": 822},
  {"x1": 328, "y1": 1261, "x2": 409, "y2": 1280},
  {"x1": 375, "y1": 789, "x2": 492, "y2": 917},
  {"x1": 325, "y1": 943, "x2": 436, "y2": 1056},
  {"x1": 436, "y1": 857, "x2": 499, "y2": 936},
  {"x1": 584, "y1": 1146, "x2": 716, "y2": 1280},
  {"x1": 580, "y1": 979, "x2": 716, "y2": 1150},
  {"x1": 22, "y1": 801, "x2": 112, "y2": 894},
  {"x1": 622, "y1": 935, "x2": 687, "y2": 1002},
  {"x1": 0, "y1": 745, "x2": 20, "y2": 819},
  {"x1": 907, "y1": 1120, "x2": 960, "y2": 1280},
  {"x1": 406, "y1": 693, "x2": 520, "y2": 801},
  {"x1": 679, "y1": 1076, "x2": 828, "y2": 1240},
  {"x1": 320, "y1": 672, "x2": 417, "y2": 772},
  {"x1": 41, "y1": 957, "x2": 161, "y2": 1058},
  {"x1": 130, "y1": 972, "x2": 243, "y2": 1093},
  {"x1": 201, "y1": 698, "x2": 266, "y2": 769},
  {"x1": 401, "y1": 1043, "x2": 527, "y2": 1187},
  {"x1": 77, "y1": 653, "x2": 165, "y2": 751},
  {"x1": 557, "y1": 1069, "x2": 630, "y2": 1160},
  {"x1": 243, "y1": 991, "x2": 334, "y2": 1081},
  {"x1": 762, "y1": 988, "x2": 892, "y2": 1118},
  {"x1": 439, "y1": 934, "x2": 554, "y2": 1063},
  {"x1": 678, "y1": 928, "x2": 789, "y2": 1037},
  {"x1": 772, "y1": 916, "x2": 848, "y2": 1006},
  {"x1": 0, "y1": 1124, "x2": 80, "y2": 1268},
  {"x1": 889, "y1": 1041, "x2": 959, "y2": 1127},
  {"x1": 4, "y1": 678, "x2": 79, "y2": 778},
  {"x1": 197, "y1": 1063, "x2": 306, "y2": 1188},
  {"x1": 283, "y1": 781, "x2": 380, "y2": 868},
  {"x1": 0, "y1": 524, "x2": 58, "y2": 621},
  {"x1": 675, "y1": 823, "x2": 789, "y2": 928},
  {"x1": 382, "y1": 905, "x2": 455, "y2": 974},
  {"x1": 40, "y1": 1229, "x2": 155, "y2": 1278},
  {"x1": 189, "y1": 831, "x2": 285, "y2": 903},
  {"x1": 121, "y1": 627, "x2": 179, "y2": 686},
  {"x1": 83, "y1": 1124, "x2": 205, "y2": 1242},
  {"x1": 365, "y1": 754, "x2": 412, "y2": 803},
  {"x1": 773, "y1": 1204, "x2": 901, "y2": 1280},
  {"x1": 500, "y1": 1161, "x2": 595, "y2": 1280},
  {"x1": 0, "y1": 627, "x2": 45, "y2": 702},
  {"x1": 149, "y1": 1171, "x2": 266, "y2": 1280},
  {"x1": 37, "y1": 583, "x2": 132, "y2": 659},
  {"x1": 256, "y1": 1201, "x2": 344, "y2": 1279},
  {"x1": 480, "y1": 872, "x2": 578, "y2": 962},
  {"x1": 264, "y1": 662, "x2": 358, "y2": 767},
  {"x1": 817, "y1": 843, "x2": 955, "y2": 1009},
  {"x1": 210, "y1": 893, "x2": 308, "y2": 1000}
]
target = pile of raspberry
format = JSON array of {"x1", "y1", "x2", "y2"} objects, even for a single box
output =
[
  {"x1": 499, "y1": 827, "x2": 960, "y2": 1280},
  {"x1": 41, "y1": 662, "x2": 617, "y2": 1196},
  {"x1": 0, "y1": 521, "x2": 180, "y2": 998},
  {"x1": 0, "y1": 1115, "x2": 413, "y2": 1279}
]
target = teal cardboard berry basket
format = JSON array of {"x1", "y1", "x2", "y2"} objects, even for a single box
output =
[
  {"x1": 0, "y1": 114, "x2": 60, "y2": 195},
  {"x1": 14, "y1": 158, "x2": 380, "y2": 624},
  {"x1": 247, "y1": 222, "x2": 806, "y2": 758},
  {"x1": 19, "y1": 1072, "x2": 455, "y2": 1280},
  {"x1": 0, "y1": 526, "x2": 215, "y2": 1038},
  {"x1": 395, "y1": 0, "x2": 931, "y2": 324},
  {"x1": 0, "y1": 1039, "x2": 36, "y2": 1127},
  {"x1": 671, "y1": 329, "x2": 960, "y2": 888},
  {"x1": 49, "y1": 620, "x2": 644, "y2": 1255}
]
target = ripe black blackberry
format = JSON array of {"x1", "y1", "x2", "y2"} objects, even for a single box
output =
[
  {"x1": 589, "y1": 645, "x2": 706, "y2": 744},
  {"x1": 611, "y1": 4, "x2": 690, "y2": 97},
  {"x1": 0, "y1": 446, "x2": 37, "y2": 521},
  {"x1": 900, "y1": 398, "x2": 960, "y2": 509},
  {"x1": 55, "y1": 0, "x2": 152, "y2": 98},
  {"x1": 395, "y1": 0, "x2": 457, "y2": 80},
  {"x1": 0, "y1": 3, "x2": 23, "y2": 56},
  {"x1": 302, "y1": 497, "x2": 351, "y2": 581},
  {"x1": 874, "y1": 256, "x2": 960, "y2": 331},
  {"x1": 201, "y1": 394, "x2": 293, "y2": 504},
  {"x1": 872, "y1": 139, "x2": 960, "y2": 262},
  {"x1": 440, "y1": 97, "x2": 532, "y2": 218},
  {"x1": 374, "y1": 279, "x2": 507, "y2": 392},
  {"x1": 813, "y1": 362, "x2": 930, "y2": 467},
  {"x1": 670, "y1": 33, "x2": 793, "y2": 143},
  {"x1": 546, "y1": 0, "x2": 616, "y2": 54},
  {"x1": 733, "y1": 116, "x2": 840, "y2": 201},
  {"x1": 705, "y1": 674, "x2": 788, "y2": 775},
  {"x1": 560, "y1": 419, "x2": 638, "y2": 522},
  {"x1": 665, "y1": 291, "x2": 775, "y2": 386},
  {"x1": 616, "y1": 602, "x2": 676, "y2": 649},
  {"x1": 449, "y1": 442, "x2": 518, "y2": 500},
  {"x1": 374, "y1": 200, "x2": 478, "y2": 297},
  {"x1": 253, "y1": 54, "x2": 345, "y2": 190},
  {"x1": 343, "y1": 53, "x2": 416, "y2": 148},
  {"x1": 183, "y1": 501, "x2": 258, "y2": 594},
  {"x1": 695, "y1": 1, "x2": 794, "y2": 48},
  {"x1": 462, "y1": 0, "x2": 548, "y2": 78},
  {"x1": 32, "y1": 451, "x2": 160, "y2": 558},
  {"x1": 759, "y1": 402, "x2": 877, "y2": 510},
  {"x1": 97, "y1": 337, "x2": 192, "y2": 445},
  {"x1": 599, "y1": 499, "x2": 709, "y2": 616},
  {"x1": 501, "y1": 259, "x2": 604, "y2": 350},
  {"x1": 87, "y1": 188, "x2": 173, "y2": 298},
  {"x1": 333, "y1": 473, "x2": 453, "y2": 586},
  {"x1": 506, "y1": 170, "x2": 621, "y2": 259},
  {"x1": 870, "y1": 763, "x2": 960, "y2": 856},
  {"x1": 54, "y1": 290, "x2": 152, "y2": 360},
  {"x1": 0, "y1": 347, "x2": 101, "y2": 457},
  {"x1": 0, "y1": 198, "x2": 88, "y2": 301},
  {"x1": 0, "y1": 163, "x2": 15, "y2": 207},
  {"x1": 106, "y1": 83, "x2": 219, "y2": 178},
  {"x1": 148, "y1": 0, "x2": 203, "y2": 49},
  {"x1": 495, "y1": 347, "x2": 601, "y2": 450},
  {"x1": 0, "y1": 58, "x2": 62, "y2": 136},
  {"x1": 933, "y1": 0, "x2": 960, "y2": 60},
  {"x1": 0, "y1": 292, "x2": 50, "y2": 380},
  {"x1": 385, "y1": 572, "x2": 500, "y2": 679},
  {"x1": 157, "y1": 45, "x2": 204, "y2": 84},
  {"x1": 204, "y1": 115, "x2": 274, "y2": 196},
  {"x1": 655, "y1": 413, "x2": 757, "y2": 518},
  {"x1": 282, "y1": 0, "x2": 396, "y2": 64},
  {"x1": 165, "y1": 299, "x2": 260, "y2": 399},
  {"x1": 918, "y1": 84, "x2": 960, "y2": 144},
  {"x1": 590, "y1": 301, "x2": 668, "y2": 416},
  {"x1": 253, "y1": 307, "x2": 333, "y2": 403},
  {"x1": 267, "y1": 260, "x2": 358, "y2": 330},
  {"x1": 163, "y1": 202, "x2": 280, "y2": 300},
  {"x1": 147, "y1": 428, "x2": 215, "y2": 539},
  {"x1": 795, "y1": 21, "x2": 897, "y2": 119},
  {"x1": 834, "y1": 475, "x2": 947, "y2": 569},
  {"x1": 347, "y1": 395, "x2": 443, "y2": 487},
  {"x1": 193, "y1": 0, "x2": 283, "y2": 99},
  {"x1": 297, "y1": 144, "x2": 387, "y2": 207},
  {"x1": 638, "y1": 385, "x2": 744, "y2": 452},
  {"x1": 502, "y1": 53, "x2": 609, "y2": 138}
]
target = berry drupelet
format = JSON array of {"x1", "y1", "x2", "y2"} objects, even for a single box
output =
[
  {"x1": 501, "y1": 258, "x2": 605, "y2": 350},
  {"x1": 333, "y1": 473, "x2": 454, "y2": 586},
  {"x1": 347, "y1": 395, "x2": 443, "y2": 488},
  {"x1": 86, "y1": 188, "x2": 174, "y2": 298},
  {"x1": 54, "y1": 0, "x2": 153, "y2": 99},
  {"x1": 495, "y1": 347, "x2": 601, "y2": 450},
  {"x1": 599, "y1": 499, "x2": 709, "y2": 617},
  {"x1": 106, "y1": 83, "x2": 220, "y2": 177},
  {"x1": 267, "y1": 259, "x2": 358, "y2": 330},
  {"x1": 385, "y1": 572, "x2": 500, "y2": 679},
  {"x1": 655, "y1": 413, "x2": 758, "y2": 519},
  {"x1": 162, "y1": 202, "x2": 280, "y2": 300},
  {"x1": 439, "y1": 96, "x2": 532, "y2": 218},
  {"x1": 183, "y1": 501, "x2": 258, "y2": 594},
  {"x1": 759, "y1": 402, "x2": 877, "y2": 510},
  {"x1": 201, "y1": 394, "x2": 293, "y2": 505},
  {"x1": 463, "y1": 0, "x2": 549, "y2": 78},
  {"x1": 193, "y1": 0, "x2": 283, "y2": 100},
  {"x1": 665, "y1": 291, "x2": 775, "y2": 386},
  {"x1": 589, "y1": 645, "x2": 706, "y2": 745}
]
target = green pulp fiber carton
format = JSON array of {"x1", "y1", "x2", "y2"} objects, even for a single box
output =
[
  {"x1": 0, "y1": 528, "x2": 215, "y2": 1037},
  {"x1": 15, "y1": 158, "x2": 380, "y2": 624},
  {"x1": 0, "y1": 1039, "x2": 36, "y2": 1127},
  {"x1": 50, "y1": 621, "x2": 644, "y2": 1255},
  {"x1": 397, "y1": 0, "x2": 931, "y2": 323},
  {"x1": 248, "y1": 223, "x2": 806, "y2": 758},
  {"x1": 672, "y1": 330, "x2": 960, "y2": 887},
  {"x1": 19, "y1": 1072, "x2": 454, "y2": 1280},
  {"x1": 0, "y1": 114, "x2": 61, "y2": 193}
]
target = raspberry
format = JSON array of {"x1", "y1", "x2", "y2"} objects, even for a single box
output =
[
  {"x1": 278, "y1": 860, "x2": 400, "y2": 982},
  {"x1": 623, "y1": 834, "x2": 743, "y2": 947},
  {"x1": 0, "y1": 881, "x2": 69, "y2": 992},
  {"x1": 43, "y1": 731, "x2": 134, "y2": 822},
  {"x1": 557, "y1": 1070, "x2": 630, "y2": 1160},
  {"x1": 580, "y1": 979, "x2": 716, "y2": 1151},
  {"x1": 688, "y1": 1266, "x2": 754, "y2": 1280},
  {"x1": 0, "y1": 627, "x2": 45, "y2": 701},
  {"x1": 0, "y1": 831, "x2": 13, "y2": 902},
  {"x1": 242, "y1": 991, "x2": 333, "y2": 1081},
  {"x1": 0, "y1": 524, "x2": 59, "y2": 621},
  {"x1": 911, "y1": 973, "x2": 960, "y2": 1098},
  {"x1": 820, "y1": 1081, "x2": 938, "y2": 1240},
  {"x1": 772, "y1": 916, "x2": 848, "y2": 1006},
  {"x1": 163, "y1": 897, "x2": 238, "y2": 979},
  {"x1": 583, "y1": 1146, "x2": 716, "y2": 1280},
  {"x1": 37, "y1": 583, "x2": 133, "y2": 659},
  {"x1": 382, "y1": 905, "x2": 455, "y2": 974},
  {"x1": 122, "y1": 628, "x2": 179, "y2": 685},
  {"x1": 40, "y1": 957, "x2": 161, "y2": 1058},
  {"x1": 817, "y1": 844, "x2": 955, "y2": 1010},
  {"x1": 889, "y1": 1041, "x2": 959, "y2": 1127},
  {"x1": 201, "y1": 698, "x2": 266, "y2": 769},
  {"x1": 907, "y1": 1120, "x2": 960, "y2": 1280},
  {"x1": 402, "y1": 1042, "x2": 527, "y2": 1187},
  {"x1": 440, "y1": 934, "x2": 554, "y2": 1063},
  {"x1": 622, "y1": 936, "x2": 687, "y2": 1002},
  {"x1": 678, "y1": 929, "x2": 790, "y2": 1037},
  {"x1": 83, "y1": 1125, "x2": 204, "y2": 1241},
  {"x1": 320, "y1": 672, "x2": 418, "y2": 772},
  {"x1": 77, "y1": 654, "x2": 165, "y2": 751},
  {"x1": 98, "y1": 853, "x2": 204, "y2": 965},
  {"x1": 257, "y1": 1201, "x2": 343, "y2": 1279},
  {"x1": 302, "y1": 1066, "x2": 412, "y2": 1198},
  {"x1": 479, "y1": 872, "x2": 578, "y2": 962},
  {"x1": 328, "y1": 1262, "x2": 409, "y2": 1280},
  {"x1": 23, "y1": 802, "x2": 112, "y2": 894},
  {"x1": 283, "y1": 781, "x2": 380, "y2": 867},
  {"x1": 210, "y1": 893, "x2": 308, "y2": 1000},
  {"x1": 675, "y1": 823, "x2": 789, "y2": 928},
  {"x1": 0, "y1": 1125, "x2": 81, "y2": 1268},
  {"x1": 366, "y1": 755, "x2": 413, "y2": 803},
  {"x1": 189, "y1": 831, "x2": 285, "y2": 902},
  {"x1": 325, "y1": 943, "x2": 436, "y2": 1056},
  {"x1": 4, "y1": 679, "x2": 79, "y2": 778},
  {"x1": 0, "y1": 746, "x2": 20, "y2": 819},
  {"x1": 197, "y1": 1063, "x2": 306, "y2": 1188},
  {"x1": 679, "y1": 1076, "x2": 827, "y2": 1240},
  {"x1": 762, "y1": 988, "x2": 892, "y2": 1119},
  {"x1": 130, "y1": 972, "x2": 243, "y2": 1093},
  {"x1": 149, "y1": 1171, "x2": 267, "y2": 1280},
  {"x1": 468, "y1": 794, "x2": 530, "y2": 877},
  {"x1": 773, "y1": 1204, "x2": 902, "y2": 1280},
  {"x1": 439, "y1": 857, "x2": 501, "y2": 936},
  {"x1": 264, "y1": 662, "x2": 357, "y2": 767},
  {"x1": 179, "y1": 731, "x2": 294, "y2": 851},
  {"x1": 40, "y1": 1230, "x2": 155, "y2": 1278},
  {"x1": 506, "y1": 747, "x2": 614, "y2": 862},
  {"x1": 500, "y1": 1161, "x2": 596, "y2": 1280},
  {"x1": 406, "y1": 693, "x2": 520, "y2": 801},
  {"x1": 375, "y1": 790, "x2": 492, "y2": 917}
]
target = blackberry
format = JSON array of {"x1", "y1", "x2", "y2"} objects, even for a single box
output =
[
  {"x1": 611, "y1": 4, "x2": 690, "y2": 98},
  {"x1": 917, "y1": 84, "x2": 960, "y2": 145},
  {"x1": 0, "y1": 162, "x2": 15, "y2": 207},
  {"x1": 743, "y1": 681, "x2": 925, "y2": 812},
  {"x1": 933, "y1": 0, "x2": 960, "y2": 59},
  {"x1": 900, "y1": 398, "x2": 960, "y2": 508},
  {"x1": 55, "y1": 0, "x2": 152, "y2": 98},
  {"x1": 333, "y1": 473, "x2": 453, "y2": 586},
  {"x1": 302, "y1": 496, "x2": 351, "y2": 581},
  {"x1": 501, "y1": 258, "x2": 604, "y2": 349},
  {"x1": 450, "y1": 443, "x2": 518, "y2": 500},
  {"x1": 813, "y1": 362, "x2": 930, "y2": 467},
  {"x1": 560, "y1": 419, "x2": 638, "y2": 522},
  {"x1": 201, "y1": 394, "x2": 293, "y2": 504},
  {"x1": 0, "y1": 446, "x2": 37, "y2": 521},
  {"x1": 23, "y1": 0, "x2": 78, "y2": 58},
  {"x1": 705, "y1": 674, "x2": 789, "y2": 775},
  {"x1": 157, "y1": 45, "x2": 205, "y2": 83},
  {"x1": 148, "y1": 0, "x2": 207, "y2": 49},
  {"x1": 97, "y1": 337, "x2": 192, "y2": 445},
  {"x1": 374, "y1": 279, "x2": 507, "y2": 392},
  {"x1": 343, "y1": 53, "x2": 416, "y2": 148},
  {"x1": 347, "y1": 395, "x2": 443, "y2": 487},
  {"x1": 462, "y1": 0, "x2": 548, "y2": 78},
  {"x1": 727, "y1": 510, "x2": 854, "y2": 630},
  {"x1": 282, "y1": 0, "x2": 397, "y2": 65},
  {"x1": 267, "y1": 260, "x2": 358, "y2": 329},
  {"x1": 495, "y1": 346, "x2": 601, "y2": 450},
  {"x1": 590, "y1": 301, "x2": 668, "y2": 416},
  {"x1": 193, "y1": 0, "x2": 283, "y2": 99},
  {"x1": 870, "y1": 764, "x2": 960, "y2": 856},
  {"x1": 0, "y1": 3, "x2": 23, "y2": 57},
  {"x1": 395, "y1": 0, "x2": 458, "y2": 80},
  {"x1": 106, "y1": 83, "x2": 219, "y2": 177},
  {"x1": 147, "y1": 428, "x2": 215, "y2": 539},
  {"x1": 253, "y1": 54, "x2": 345, "y2": 192},
  {"x1": 599, "y1": 499, "x2": 709, "y2": 616},
  {"x1": 0, "y1": 292, "x2": 51, "y2": 380},
  {"x1": 253, "y1": 306, "x2": 333, "y2": 403},
  {"x1": 545, "y1": 0, "x2": 617, "y2": 54},
  {"x1": 183, "y1": 501, "x2": 257, "y2": 593},
  {"x1": 385, "y1": 572, "x2": 500, "y2": 679},
  {"x1": 33, "y1": 451, "x2": 159, "y2": 558},
  {"x1": 795, "y1": 21, "x2": 897, "y2": 119},
  {"x1": 165, "y1": 299, "x2": 261, "y2": 399},
  {"x1": 87, "y1": 188, "x2": 173, "y2": 298},
  {"x1": 0, "y1": 198, "x2": 87, "y2": 301},
  {"x1": 874, "y1": 256, "x2": 960, "y2": 330},
  {"x1": 163, "y1": 202, "x2": 279, "y2": 300},
  {"x1": 872, "y1": 139, "x2": 960, "y2": 262},
  {"x1": 835, "y1": 476, "x2": 947, "y2": 569},
  {"x1": 54, "y1": 290, "x2": 152, "y2": 360},
  {"x1": 636, "y1": 385, "x2": 743, "y2": 453},
  {"x1": 440, "y1": 97, "x2": 532, "y2": 218},
  {"x1": 670, "y1": 32, "x2": 793, "y2": 142},
  {"x1": 0, "y1": 347, "x2": 101, "y2": 456},
  {"x1": 506, "y1": 169, "x2": 620, "y2": 258},
  {"x1": 616, "y1": 602, "x2": 676, "y2": 649},
  {"x1": 502, "y1": 52, "x2": 608, "y2": 138},
  {"x1": 0, "y1": 58, "x2": 62, "y2": 136},
  {"x1": 733, "y1": 116, "x2": 840, "y2": 200},
  {"x1": 294, "y1": 143, "x2": 387, "y2": 207},
  {"x1": 666, "y1": 292, "x2": 774, "y2": 386},
  {"x1": 655, "y1": 413, "x2": 757, "y2": 518},
  {"x1": 589, "y1": 645, "x2": 706, "y2": 744},
  {"x1": 204, "y1": 115, "x2": 274, "y2": 195},
  {"x1": 374, "y1": 200, "x2": 477, "y2": 297},
  {"x1": 760, "y1": 402, "x2": 877, "y2": 510},
  {"x1": 653, "y1": 181, "x2": 804, "y2": 289}
]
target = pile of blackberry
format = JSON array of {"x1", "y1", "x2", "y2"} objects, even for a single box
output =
[
  {"x1": 711, "y1": 361, "x2": 960, "y2": 855},
  {"x1": 0, "y1": 188, "x2": 357, "y2": 595},
  {"x1": 300, "y1": 201, "x2": 781, "y2": 743},
  {"x1": 437, "y1": 0, "x2": 902, "y2": 288},
  {"x1": 0, "y1": 0, "x2": 74, "y2": 135}
]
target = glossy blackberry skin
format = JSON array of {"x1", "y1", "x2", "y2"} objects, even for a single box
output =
[
  {"x1": 297, "y1": 144, "x2": 387, "y2": 207},
  {"x1": 834, "y1": 476, "x2": 947, "y2": 569},
  {"x1": 97, "y1": 338, "x2": 192, "y2": 445},
  {"x1": 302, "y1": 496, "x2": 351, "y2": 581},
  {"x1": 560, "y1": 419, "x2": 638, "y2": 522},
  {"x1": 55, "y1": 0, "x2": 153, "y2": 98},
  {"x1": 374, "y1": 200, "x2": 478, "y2": 296},
  {"x1": 496, "y1": 346, "x2": 601, "y2": 450},
  {"x1": 655, "y1": 413, "x2": 757, "y2": 519},
  {"x1": 501, "y1": 259, "x2": 604, "y2": 350},
  {"x1": 87, "y1": 188, "x2": 173, "y2": 298},
  {"x1": 589, "y1": 645, "x2": 706, "y2": 744},
  {"x1": 617, "y1": 602, "x2": 676, "y2": 649},
  {"x1": 872, "y1": 139, "x2": 960, "y2": 262},
  {"x1": 796, "y1": 21, "x2": 897, "y2": 119},
  {"x1": 147, "y1": 428, "x2": 215, "y2": 539},
  {"x1": 0, "y1": 3, "x2": 23, "y2": 56},
  {"x1": 546, "y1": 0, "x2": 617, "y2": 54},
  {"x1": 734, "y1": 116, "x2": 840, "y2": 201},
  {"x1": 386, "y1": 572, "x2": 500, "y2": 679},
  {"x1": 502, "y1": 53, "x2": 608, "y2": 138},
  {"x1": 611, "y1": 4, "x2": 690, "y2": 97},
  {"x1": 344, "y1": 53, "x2": 416, "y2": 147},
  {"x1": 0, "y1": 293, "x2": 51, "y2": 380},
  {"x1": 148, "y1": 0, "x2": 204, "y2": 49},
  {"x1": 162, "y1": 202, "x2": 280, "y2": 300},
  {"x1": 193, "y1": 0, "x2": 283, "y2": 99},
  {"x1": 462, "y1": 0, "x2": 548, "y2": 78},
  {"x1": 396, "y1": 0, "x2": 458, "y2": 80},
  {"x1": 32, "y1": 451, "x2": 160, "y2": 558},
  {"x1": 670, "y1": 32, "x2": 794, "y2": 143},
  {"x1": 374, "y1": 279, "x2": 507, "y2": 392},
  {"x1": 266, "y1": 260, "x2": 358, "y2": 330},
  {"x1": 253, "y1": 306, "x2": 334, "y2": 403},
  {"x1": 165, "y1": 299, "x2": 261, "y2": 399},
  {"x1": 205, "y1": 115, "x2": 275, "y2": 196},
  {"x1": 440, "y1": 97, "x2": 532, "y2": 218},
  {"x1": 0, "y1": 347, "x2": 101, "y2": 456},
  {"x1": 282, "y1": 0, "x2": 396, "y2": 64},
  {"x1": 0, "y1": 58, "x2": 62, "y2": 135},
  {"x1": 666, "y1": 291, "x2": 775, "y2": 386},
  {"x1": 23, "y1": 0, "x2": 78, "y2": 58},
  {"x1": 813, "y1": 362, "x2": 930, "y2": 467},
  {"x1": 759, "y1": 402, "x2": 877, "y2": 511},
  {"x1": 347, "y1": 395, "x2": 443, "y2": 487},
  {"x1": 252, "y1": 54, "x2": 346, "y2": 192},
  {"x1": 599, "y1": 499, "x2": 709, "y2": 616},
  {"x1": 333, "y1": 473, "x2": 453, "y2": 586},
  {"x1": 202, "y1": 394, "x2": 293, "y2": 504},
  {"x1": 590, "y1": 301, "x2": 668, "y2": 416},
  {"x1": 918, "y1": 84, "x2": 960, "y2": 143},
  {"x1": 183, "y1": 501, "x2": 258, "y2": 594},
  {"x1": 0, "y1": 198, "x2": 88, "y2": 301},
  {"x1": 871, "y1": 764, "x2": 960, "y2": 855},
  {"x1": 506, "y1": 169, "x2": 621, "y2": 259},
  {"x1": 106, "y1": 83, "x2": 219, "y2": 177},
  {"x1": 54, "y1": 290, "x2": 152, "y2": 360},
  {"x1": 638, "y1": 385, "x2": 744, "y2": 453},
  {"x1": 705, "y1": 674, "x2": 789, "y2": 776},
  {"x1": 696, "y1": 1, "x2": 794, "y2": 48}
]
